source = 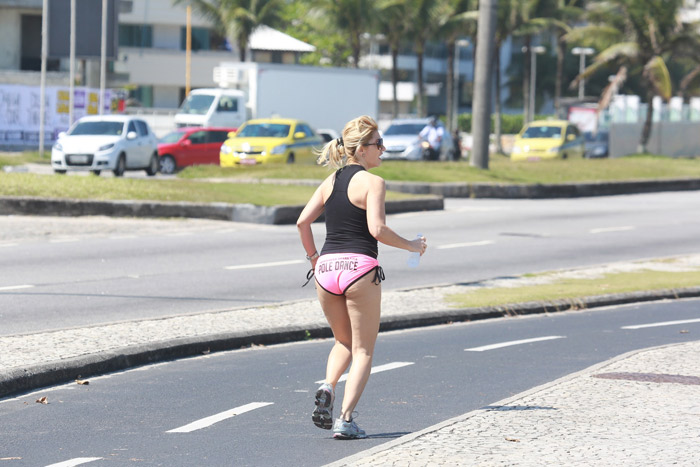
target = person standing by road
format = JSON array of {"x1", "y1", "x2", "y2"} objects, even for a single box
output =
[
  {"x1": 419, "y1": 116, "x2": 444, "y2": 161},
  {"x1": 297, "y1": 115, "x2": 427, "y2": 439}
]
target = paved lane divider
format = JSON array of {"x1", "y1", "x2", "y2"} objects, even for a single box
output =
[
  {"x1": 621, "y1": 318, "x2": 700, "y2": 330},
  {"x1": 166, "y1": 402, "x2": 274, "y2": 433},
  {"x1": 45, "y1": 458, "x2": 102, "y2": 467},
  {"x1": 589, "y1": 226, "x2": 635, "y2": 234},
  {"x1": 316, "y1": 362, "x2": 415, "y2": 384},
  {"x1": 465, "y1": 336, "x2": 566, "y2": 352},
  {"x1": 225, "y1": 259, "x2": 304, "y2": 270},
  {"x1": 436, "y1": 240, "x2": 494, "y2": 250},
  {"x1": 0, "y1": 284, "x2": 34, "y2": 291}
]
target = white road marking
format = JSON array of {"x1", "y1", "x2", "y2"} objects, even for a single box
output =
[
  {"x1": 436, "y1": 240, "x2": 494, "y2": 250},
  {"x1": 0, "y1": 243, "x2": 18, "y2": 247},
  {"x1": 109, "y1": 235, "x2": 138, "y2": 239},
  {"x1": 166, "y1": 402, "x2": 274, "y2": 433},
  {"x1": 465, "y1": 336, "x2": 566, "y2": 352},
  {"x1": 49, "y1": 238, "x2": 80, "y2": 243},
  {"x1": 621, "y1": 318, "x2": 700, "y2": 330},
  {"x1": 45, "y1": 458, "x2": 103, "y2": 467},
  {"x1": 316, "y1": 361, "x2": 414, "y2": 384},
  {"x1": 0, "y1": 284, "x2": 34, "y2": 291},
  {"x1": 589, "y1": 226, "x2": 635, "y2": 234},
  {"x1": 225, "y1": 259, "x2": 304, "y2": 270}
]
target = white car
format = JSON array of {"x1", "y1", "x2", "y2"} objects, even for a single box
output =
[
  {"x1": 51, "y1": 115, "x2": 159, "y2": 176},
  {"x1": 381, "y1": 118, "x2": 454, "y2": 161}
]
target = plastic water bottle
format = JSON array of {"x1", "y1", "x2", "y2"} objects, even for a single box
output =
[{"x1": 407, "y1": 233, "x2": 423, "y2": 268}]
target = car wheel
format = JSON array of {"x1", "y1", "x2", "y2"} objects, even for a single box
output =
[
  {"x1": 159, "y1": 155, "x2": 176, "y2": 175},
  {"x1": 54, "y1": 169, "x2": 66, "y2": 175},
  {"x1": 286, "y1": 152, "x2": 295, "y2": 164},
  {"x1": 92, "y1": 170, "x2": 101, "y2": 176},
  {"x1": 113, "y1": 154, "x2": 126, "y2": 177},
  {"x1": 145, "y1": 152, "x2": 159, "y2": 176}
]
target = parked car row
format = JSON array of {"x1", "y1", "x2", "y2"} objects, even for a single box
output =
[{"x1": 50, "y1": 114, "x2": 610, "y2": 176}]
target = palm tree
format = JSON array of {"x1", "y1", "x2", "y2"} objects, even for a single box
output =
[
  {"x1": 567, "y1": 0, "x2": 696, "y2": 152},
  {"x1": 313, "y1": 0, "x2": 375, "y2": 68},
  {"x1": 406, "y1": 0, "x2": 452, "y2": 117},
  {"x1": 436, "y1": 0, "x2": 478, "y2": 132},
  {"x1": 376, "y1": 0, "x2": 412, "y2": 118},
  {"x1": 550, "y1": 0, "x2": 585, "y2": 113},
  {"x1": 175, "y1": 0, "x2": 284, "y2": 62}
]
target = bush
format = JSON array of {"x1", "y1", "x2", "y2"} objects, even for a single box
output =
[{"x1": 458, "y1": 114, "x2": 553, "y2": 134}]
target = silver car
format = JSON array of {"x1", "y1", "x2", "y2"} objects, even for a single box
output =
[
  {"x1": 51, "y1": 115, "x2": 160, "y2": 176},
  {"x1": 380, "y1": 118, "x2": 454, "y2": 161}
]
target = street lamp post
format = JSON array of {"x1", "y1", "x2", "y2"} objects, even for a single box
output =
[
  {"x1": 452, "y1": 39, "x2": 470, "y2": 133},
  {"x1": 523, "y1": 45, "x2": 545, "y2": 123},
  {"x1": 572, "y1": 47, "x2": 594, "y2": 99}
]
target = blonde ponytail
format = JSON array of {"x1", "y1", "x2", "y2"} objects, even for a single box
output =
[{"x1": 316, "y1": 115, "x2": 378, "y2": 170}]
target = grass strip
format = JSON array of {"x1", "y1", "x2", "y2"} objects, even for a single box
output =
[
  {"x1": 178, "y1": 155, "x2": 700, "y2": 184},
  {"x1": 0, "y1": 173, "x2": 414, "y2": 206},
  {"x1": 446, "y1": 269, "x2": 700, "y2": 309}
]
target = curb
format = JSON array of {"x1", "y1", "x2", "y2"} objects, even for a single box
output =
[
  {"x1": 2, "y1": 286, "x2": 699, "y2": 399},
  {"x1": 0, "y1": 195, "x2": 444, "y2": 225},
  {"x1": 384, "y1": 178, "x2": 700, "y2": 198},
  {"x1": 324, "y1": 341, "x2": 689, "y2": 467}
]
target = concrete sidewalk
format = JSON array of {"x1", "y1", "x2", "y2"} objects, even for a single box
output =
[{"x1": 329, "y1": 340, "x2": 700, "y2": 466}]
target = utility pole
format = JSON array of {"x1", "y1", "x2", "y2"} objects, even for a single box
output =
[
  {"x1": 185, "y1": 4, "x2": 192, "y2": 97},
  {"x1": 39, "y1": 0, "x2": 48, "y2": 157},
  {"x1": 471, "y1": 0, "x2": 497, "y2": 170}
]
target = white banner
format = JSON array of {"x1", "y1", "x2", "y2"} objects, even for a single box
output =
[{"x1": 0, "y1": 84, "x2": 115, "y2": 147}]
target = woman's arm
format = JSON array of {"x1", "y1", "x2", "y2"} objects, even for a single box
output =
[
  {"x1": 297, "y1": 182, "x2": 326, "y2": 267},
  {"x1": 366, "y1": 175, "x2": 425, "y2": 254}
]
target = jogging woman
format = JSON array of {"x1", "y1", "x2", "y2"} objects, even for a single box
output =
[{"x1": 297, "y1": 115, "x2": 427, "y2": 439}]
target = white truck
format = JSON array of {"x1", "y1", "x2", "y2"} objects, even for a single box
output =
[{"x1": 174, "y1": 62, "x2": 380, "y2": 133}]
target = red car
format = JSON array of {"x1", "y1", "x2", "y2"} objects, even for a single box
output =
[{"x1": 157, "y1": 127, "x2": 236, "y2": 174}]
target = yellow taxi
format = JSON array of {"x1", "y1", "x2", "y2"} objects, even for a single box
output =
[
  {"x1": 510, "y1": 120, "x2": 585, "y2": 161},
  {"x1": 219, "y1": 118, "x2": 323, "y2": 166}
]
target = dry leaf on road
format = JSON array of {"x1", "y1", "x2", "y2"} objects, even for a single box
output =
[{"x1": 35, "y1": 397, "x2": 48, "y2": 404}]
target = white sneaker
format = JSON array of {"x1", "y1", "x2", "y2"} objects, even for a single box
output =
[
  {"x1": 312, "y1": 383, "x2": 334, "y2": 430},
  {"x1": 332, "y1": 416, "x2": 367, "y2": 440}
]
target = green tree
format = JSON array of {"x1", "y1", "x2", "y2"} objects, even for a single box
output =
[
  {"x1": 436, "y1": 0, "x2": 478, "y2": 132},
  {"x1": 568, "y1": 0, "x2": 698, "y2": 151},
  {"x1": 376, "y1": 0, "x2": 412, "y2": 118},
  {"x1": 406, "y1": 0, "x2": 452, "y2": 117},
  {"x1": 175, "y1": 0, "x2": 284, "y2": 62},
  {"x1": 313, "y1": 0, "x2": 375, "y2": 68}
]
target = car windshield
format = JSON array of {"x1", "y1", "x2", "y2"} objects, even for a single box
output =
[
  {"x1": 522, "y1": 126, "x2": 562, "y2": 139},
  {"x1": 160, "y1": 131, "x2": 184, "y2": 144},
  {"x1": 384, "y1": 123, "x2": 426, "y2": 136},
  {"x1": 70, "y1": 121, "x2": 124, "y2": 136},
  {"x1": 236, "y1": 123, "x2": 291, "y2": 138},
  {"x1": 179, "y1": 94, "x2": 215, "y2": 115}
]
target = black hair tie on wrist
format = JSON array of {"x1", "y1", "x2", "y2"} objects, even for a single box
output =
[{"x1": 336, "y1": 137, "x2": 343, "y2": 147}]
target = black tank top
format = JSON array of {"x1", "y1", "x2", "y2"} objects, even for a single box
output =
[{"x1": 320, "y1": 164, "x2": 378, "y2": 259}]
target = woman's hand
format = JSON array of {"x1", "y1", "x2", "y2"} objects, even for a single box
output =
[{"x1": 410, "y1": 235, "x2": 427, "y2": 256}]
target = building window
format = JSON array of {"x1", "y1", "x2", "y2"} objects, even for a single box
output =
[
  {"x1": 119, "y1": 24, "x2": 153, "y2": 47},
  {"x1": 128, "y1": 86, "x2": 153, "y2": 107},
  {"x1": 181, "y1": 27, "x2": 211, "y2": 51},
  {"x1": 21, "y1": 15, "x2": 59, "y2": 71}
]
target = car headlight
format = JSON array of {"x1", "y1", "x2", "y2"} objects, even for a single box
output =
[
  {"x1": 270, "y1": 144, "x2": 287, "y2": 155},
  {"x1": 220, "y1": 145, "x2": 232, "y2": 154},
  {"x1": 511, "y1": 146, "x2": 522, "y2": 154},
  {"x1": 98, "y1": 143, "x2": 114, "y2": 151},
  {"x1": 53, "y1": 142, "x2": 63, "y2": 151},
  {"x1": 548, "y1": 146, "x2": 561, "y2": 153}
]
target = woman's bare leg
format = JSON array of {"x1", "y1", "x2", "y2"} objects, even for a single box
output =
[
  {"x1": 317, "y1": 286, "x2": 352, "y2": 387},
  {"x1": 338, "y1": 273, "x2": 382, "y2": 421}
]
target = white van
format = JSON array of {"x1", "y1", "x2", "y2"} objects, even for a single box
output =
[{"x1": 174, "y1": 88, "x2": 247, "y2": 129}]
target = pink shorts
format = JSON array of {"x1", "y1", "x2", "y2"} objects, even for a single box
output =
[{"x1": 314, "y1": 253, "x2": 382, "y2": 295}]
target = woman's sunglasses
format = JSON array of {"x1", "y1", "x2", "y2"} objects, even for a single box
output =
[{"x1": 363, "y1": 138, "x2": 384, "y2": 148}]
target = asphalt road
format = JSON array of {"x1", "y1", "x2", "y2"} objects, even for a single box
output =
[
  {"x1": 2, "y1": 191, "x2": 700, "y2": 336},
  {"x1": 1, "y1": 298, "x2": 698, "y2": 466}
]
